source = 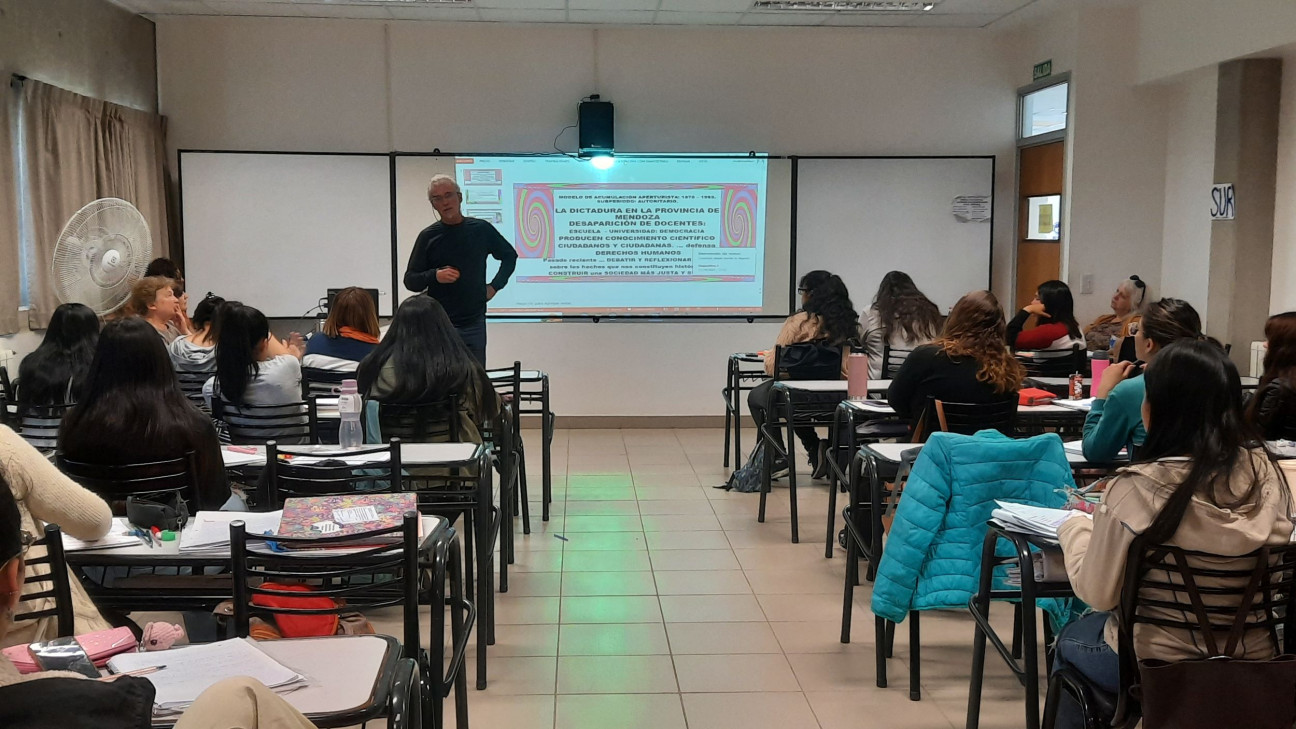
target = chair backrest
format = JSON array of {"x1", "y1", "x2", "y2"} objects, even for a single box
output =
[
  {"x1": 263, "y1": 439, "x2": 403, "y2": 507},
  {"x1": 1018, "y1": 346, "x2": 1086, "y2": 377},
  {"x1": 13, "y1": 524, "x2": 74, "y2": 638},
  {"x1": 230, "y1": 512, "x2": 421, "y2": 659},
  {"x1": 880, "y1": 344, "x2": 914, "y2": 380},
  {"x1": 0, "y1": 365, "x2": 13, "y2": 403},
  {"x1": 300, "y1": 367, "x2": 352, "y2": 400},
  {"x1": 772, "y1": 343, "x2": 842, "y2": 382},
  {"x1": 17, "y1": 403, "x2": 72, "y2": 452},
  {"x1": 933, "y1": 398, "x2": 1017, "y2": 438},
  {"x1": 174, "y1": 370, "x2": 211, "y2": 409},
  {"x1": 213, "y1": 397, "x2": 317, "y2": 446},
  {"x1": 377, "y1": 397, "x2": 462, "y2": 444},
  {"x1": 56, "y1": 451, "x2": 201, "y2": 506},
  {"x1": 1113, "y1": 541, "x2": 1296, "y2": 722}
]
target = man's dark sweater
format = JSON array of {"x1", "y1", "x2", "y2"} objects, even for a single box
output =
[{"x1": 403, "y1": 218, "x2": 519, "y2": 327}]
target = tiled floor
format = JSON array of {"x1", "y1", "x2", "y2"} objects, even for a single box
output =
[{"x1": 430, "y1": 427, "x2": 1039, "y2": 729}]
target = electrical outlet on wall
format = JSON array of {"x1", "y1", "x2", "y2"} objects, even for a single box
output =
[{"x1": 1081, "y1": 274, "x2": 1094, "y2": 294}]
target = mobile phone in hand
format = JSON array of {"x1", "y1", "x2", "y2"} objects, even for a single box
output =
[{"x1": 28, "y1": 637, "x2": 99, "y2": 678}]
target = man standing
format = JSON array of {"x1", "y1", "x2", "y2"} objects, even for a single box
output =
[{"x1": 403, "y1": 174, "x2": 518, "y2": 365}]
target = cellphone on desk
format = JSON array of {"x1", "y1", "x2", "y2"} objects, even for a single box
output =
[{"x1": 29, "y1": 637, "x2": 100, "y2": 678}]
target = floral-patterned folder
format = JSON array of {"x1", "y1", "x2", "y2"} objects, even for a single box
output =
[{"x1": 277, "y1": 493, "x2": 420, "y2": 543}]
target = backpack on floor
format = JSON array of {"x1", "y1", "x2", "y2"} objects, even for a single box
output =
[{"x1": 720, "y1": 441, "x2": 766, "y2": 493}]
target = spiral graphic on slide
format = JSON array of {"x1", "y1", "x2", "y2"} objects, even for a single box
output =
[
  {"x1": 514, "y1": 184, "x2": 555, "y2": 259},
  {"x1": 722, "y1": 185, "x2": 758, "y2": 248}
]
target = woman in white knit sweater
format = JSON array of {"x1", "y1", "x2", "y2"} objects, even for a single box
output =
[{"x1": 0, "y1": 424, "x2": 113, "y2": 646}]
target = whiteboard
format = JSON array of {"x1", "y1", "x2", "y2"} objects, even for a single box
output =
[
  {"x1": 795, "y1": 157, "x2": 993, "y2": 313},
  {"x1": 180, "y1": 153, "x2": 394, "y2": 317}
]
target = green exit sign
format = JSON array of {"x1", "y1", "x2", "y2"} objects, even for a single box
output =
[{"x1": 1033, "y1": 59, "x2": 1053, "y2": 81}]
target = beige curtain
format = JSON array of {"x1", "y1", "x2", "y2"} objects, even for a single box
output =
[
  {"x1": 0, "y1": 82, "x2": 19, "y2": 335},
  {"x1": 21, "y1": 80, "x2": 169, "y2": 329}
]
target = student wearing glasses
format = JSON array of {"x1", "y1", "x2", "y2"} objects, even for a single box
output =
[{"x1": 1083, "y1": 275, "x2": 1148, "y2": 354}]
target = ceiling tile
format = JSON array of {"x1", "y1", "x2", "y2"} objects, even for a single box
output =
[
  {"x1": 134, "y1": 0, "x2": 215, "y2": 13},
  {"x1": 569, "y1": 0, "x2": 657, "y2": 10},
  {"x1": 653, "y1": 10, "x2": 744, "y2": 24},
  {"x1": 289, "y1": 3, "x2": 394, "y2": 18},
  {"x1": 929, "y1": 0, "x2": 1035, "y2": 13},
  {"x1": 384, "y1": 4, "x2": 482, "y2": 20},
  {"x1": 474, "y1": 0, "x2": 565, "y2": 9},
  {"x1": 566, "y1": 9, "x2": 657, "y2": 23},
  {"x1": 738, "y1": 11, "x2": 828, "y2": 25},
  {"x1": 478, "y1": 7, "x2": 567, "y2": 20},
  {"x1": 820, "y1": 11, "x2": 918, "y2": 25},
  {"x1": 195, "y1": 0, "x2": 308, "y2": 14},
  {"x1": 659, "y1": 0, "x2": 749, "y2": 10}
]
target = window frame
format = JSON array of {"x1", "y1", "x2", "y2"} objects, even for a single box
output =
[{"x1": 1017, "y1": 74, "x2": 1071, "y2": 146}]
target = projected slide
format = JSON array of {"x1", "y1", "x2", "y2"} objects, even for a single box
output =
[{"x1": 451, "y1": 156, "x2": 769, "y2": 315}]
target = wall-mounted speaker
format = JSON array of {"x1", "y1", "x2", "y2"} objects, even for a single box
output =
[{"x1": 578, "y1": 100, "x2": 614, "y2": 156}]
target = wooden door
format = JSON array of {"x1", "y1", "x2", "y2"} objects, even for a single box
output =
[{"x1": 1015, "y1": 141, "x2": 1064, "y2": 309}]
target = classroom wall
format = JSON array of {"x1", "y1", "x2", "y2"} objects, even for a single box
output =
[
  {"x1": 0, "y1": 0, "x2": 158, "y2": 367},
  {"x1": 1137, "y1": 0, "x2": 1296, "y2": 85},
  {"x1": 155, "y1": 16, "x2": 1019, "y2": 417},
  {"x1": 1270, "y1": 46, "x2": 1296, "y2": 315},
  {"x1": 1159, "y1": 67, "x2": 1218, "y2": 315}
]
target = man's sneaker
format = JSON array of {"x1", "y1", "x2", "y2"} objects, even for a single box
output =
[
  {"x1": 811, "y1": 441, "x2": 831, "y2": 480},
  {"x1": 771, "y1": 457, "x2": 790, "y2": 479}
]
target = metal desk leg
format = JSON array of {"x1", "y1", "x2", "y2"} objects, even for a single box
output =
[
  {"x1": 476, "y1": 467, "x2": 493, "y2": 690},
  {"x1": 734, "y1": 373, "x2": 744, "y2": 473},
  {"x1": 965, "y1": 530, "x2": 999, "y2": 729},
  {"x1": 785, "y1": 392, "x2": 799, "y2": 543},
  {"x1": 541, "y1": 377, "x2": 552, "y2": 523},
  {"x1": 723, "y1": 358, "x2": 734, "y2": 469}
]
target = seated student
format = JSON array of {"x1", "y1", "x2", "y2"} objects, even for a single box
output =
[
  {"x1": 0, "y1": 424, "x2": 112, "y2": 647},
  {"x1": 144, "y1": 258, "x2": 192, "y2": 336},
  {"x1": 863, "y1": 271, "x2": 942, "y2": 379},
  {"x1": 1053, "y1": 340, "x2": 1294, "y2": 728},
  {"x1": 59, "y1": 318, "x2": 231, "y2": 511},
  {"x1": 0, "y1": 484, "x2": 319, "y2": 729},
  {"x1": 1083, "y1": 275, "x2": 1148, "y2": 353},
  {"x1": 748, "y1": 270, "x2": 860, "y2": 478},
  {"x1": 204, "y1": 303, "x2": 306, "y2": 443},
  {"x1": 357, "y1": 295, "x2": 500, "y2": 444},
  {"x1": 168, "y1": 294, "x2": 224, "y2": 374},
  {"x1": 1247, "y1": 312, "x2": 1296, "y2": 441},
  {"x1": 15, "y1": 303, "x2": 99, "y2": 406},
  {"x1": 303, "y1": 287, "x2": 380, "y2": 372},
  {"x1": 1083, "y1": 298, "x2": 1203, "y2": 462},
  {"x1": 1006, "y1": 280, "x2": 1084, "y2": 353},
  {"x1": 124, "y1": 276, "x2": 187, "y2": 344},
  {"x1": 887, "y1": 290, "x2": 1023, "y2": 434}
]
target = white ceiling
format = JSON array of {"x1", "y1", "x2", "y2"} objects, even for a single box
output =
[{"x1": 109, "y1": 0, "x2": 1040, "y2": 28}]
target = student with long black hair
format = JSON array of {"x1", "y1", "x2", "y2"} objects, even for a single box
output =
[
  {"x1": 1006, "y1": 279, "x2": 1084, "y2": 352},
  {"x1": 747, "y1": 270, "x2": 861, "y2": 478},
  {"x1": 204, "y1": 303, "x2": 304, "y2": 439},
  {"x1": 863, "y1": 271, "x2": 942, "y2": 379},
  {"x1": 357, "y1": 295, "x2": 500, "y2": 443},
  {"x1": 15, "y1": 303, "x2": 99, "y2": 405},
  {"x1": 1052, "y1": 340, "x2": 1294, "y2": 728},
  {"x1": 168, "y1": 294, "x2": 225, "y2": 374},
  {"x1": 59, "y1": 318, "x2": 231, "y2": 511}
]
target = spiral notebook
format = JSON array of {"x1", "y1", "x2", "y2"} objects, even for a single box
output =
[{"x1": 277, "y1": 493, "x2": 420, "y2": 544}]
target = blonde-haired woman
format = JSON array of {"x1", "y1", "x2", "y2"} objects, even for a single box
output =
[
  {"x1": 1083, "y1": 275, "x2": 1148, "y2": 353},
  {"x1": 124, "y1": 275, "x2": 188, "y2": 343},
  {"x1": 887, "y1": 290, "x2": 1025, "y2": 434}
]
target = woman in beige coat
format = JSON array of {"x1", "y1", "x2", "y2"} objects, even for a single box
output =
[{"x1": 0, "y1": 423, "x2": 114, "y2": 646}]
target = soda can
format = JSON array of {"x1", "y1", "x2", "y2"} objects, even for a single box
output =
[{"x1": 1069, "y1": 373, "x2": 1084, "y2": 400}]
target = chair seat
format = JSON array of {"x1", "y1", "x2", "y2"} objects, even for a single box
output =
[{"x1": 1051, "y1": 664, "x2": 1119, "y2": 727}]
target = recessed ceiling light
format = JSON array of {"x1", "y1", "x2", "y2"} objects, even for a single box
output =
[{"x1": 751, "y1": 1, "x2": 939, "y2": 10}]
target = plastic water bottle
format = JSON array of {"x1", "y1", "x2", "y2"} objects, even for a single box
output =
[
  {"x1": 847, "y1": 347, "x2": 870, "y2": 401},
  {"x1": 338, "y1": 379, "x2": 364, "y2": 450}
]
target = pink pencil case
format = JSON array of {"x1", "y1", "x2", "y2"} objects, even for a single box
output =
[{"x1": 2, "y1": 626, "x2": 136, "y2": 673}]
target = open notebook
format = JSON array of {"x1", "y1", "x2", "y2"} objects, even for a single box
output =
[{"x1": 107, "y1": 638, "x2": 308, "y2": 714}]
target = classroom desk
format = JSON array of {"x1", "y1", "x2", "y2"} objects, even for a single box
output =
[
  {"x1": 966, "y1": 522, "x2": 1075, "y2": 729},
  {"x1": 723, "y1": 353, "x2": 769, "y2": 470},
  {"x1": 147, "y1": 635, "x2": 405, "y2": 729},
  {"x1": 487, "y1": 367, "x2": 556, "y2": 522},
  {"x1": 221, "y1": 443, "x2": 483, "y2": 469}
]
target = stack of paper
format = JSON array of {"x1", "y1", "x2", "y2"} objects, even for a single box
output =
[
  {"x1": 62, "y1": 517, "x2": 145, "y2": 552},
  {"x1": 1054, "y1": 398, "x2": 1096, "y2": 412},
  {"x1": 990, "y1": 500, "x2": 1090, "y2": 541},
  {"x1": 285, "y1": 452, "x2": 391, "y2": 466},
  {"x1": 179, "y1": 511, "x2": 283, "y2": 552},
  {"x1": 1063, "y1": 440, "x2": 1128, "y2": 459},
  {"x1": 107, "y1": 638, "x2": 308, "y2": 714}
]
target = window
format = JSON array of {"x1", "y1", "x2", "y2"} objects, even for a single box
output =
[
  {"x1": 1025, "y1": 195, "x2": 1061, "y2": 240},
  {"x1": 1020, "y1": 81, "x2": 1068, "y2": 140}
]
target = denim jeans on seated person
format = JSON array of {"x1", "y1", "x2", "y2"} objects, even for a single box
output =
[{"x1": 1050, "y1": 610, "x2": 1120, "y2": 729}]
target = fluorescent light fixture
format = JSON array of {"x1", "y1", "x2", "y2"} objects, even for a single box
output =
[
  {"x1": 751, "y1": 1, "x2": 939, "y2": 10},
  {"x1": 589, "y1": 154, "x2": 616, "y2": 171}
]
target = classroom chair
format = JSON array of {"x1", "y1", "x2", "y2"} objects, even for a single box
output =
[
  {"x1": 175, "y1": 370, "x2": 211, "y2": 410},
  {"x1": 880, "y1": 343, "x2": 916, "y2": 380},
  {"x1": 16, "y1": 402, "x2": 71, "y2": 453},
  {"x1": 230, "y1": 513, "x2": 474, "y2": 729},
  {"x1": 213, "y1": 397, "x2": 318, "y2": 446},
  {"x1": 12, "y1": 524, "x2": 74, "y2": 638},
  {"x1": 262, "y1": 438, "x2": 403, "y2": 506},
  {"x1": 1018, "y1": 346, "x2": 1086, "y2": 378},
  {"x1": 486, "y1": 361, "x2": 531, "y2": 536},
  {"x1": 1040, "y1": 542, "x2": 1296, "y2": 729},
  {"x1": 56, "y1": 451, "x2": 202, "y2": 519},
  {"x1": 934, "y1": 398, "x2": 1018, "y2": 437}
]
